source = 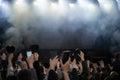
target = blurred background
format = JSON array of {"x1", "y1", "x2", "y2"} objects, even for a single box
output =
[{"x1": 0, "y1": 0, "x2": 120, "y2": 60}]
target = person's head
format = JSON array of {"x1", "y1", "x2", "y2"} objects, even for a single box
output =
[
  {"x1": 8, "y1": 53, "x2": 14, "y2": 60},
  {"x1": 17, "y1": 69, "x2": 33, "y2": 80},
  {"x1": 33, "y1": 51, "x2": 39, "y2": 61},
  {"x1": 6, "y1": 45, "x2": 15, "y2": 54},
  {"x1": 73, "y1": 48, "x2": 84, "y2": 63},
  {"x1": 1, "y1": 53, "x2": 7, "y2": 60},
  {"x1": 0, "y1": 51, "x2": 7, "y2": 60},
  {"x1": 17, "y1": 52, "x2": 23, "y2": 61}
]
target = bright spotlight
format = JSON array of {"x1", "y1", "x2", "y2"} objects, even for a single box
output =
[
  {"x1": 50, "y1": 2, "x2": 59, "y2": 12},
  {"x1": 14, "y1": 0, "x2": 26, "y2": 6},
  {"x1": 33, "y1": 0, "x2": 49, "y2": 11},
  {"x1": 88, "y1": 3, "x2": 97, "y2": 10},
  {"x1": 102, "y1": 4, "x2": 113, "y2": 12},
  {"x1": 77, "y1": 0, "x2": 87, "y2": 8},
  {"x1": 0, "y1": 0, "x2": 11, "y2": 17},
  {"x1": 13, "y1": 0, "x2": 29, "y2": 13},
  {"x1": 77, "y1": 0, "x2": 100, "y2": 21},
  {"x1": 77, "y1": 0, "x2": 97, "y2": 10},
  {"x1": 58, "y1": 0, "x2": 68, "y2": 15},
  {"x1": 59, "y1": 0, "x2": 68, "y2": 8},
  {"x1": 98, "y1": 0, "x2": 119, "y2": 14},
  {"x1": 69, "y1": 3, "x2": 75, "y2": 9}
]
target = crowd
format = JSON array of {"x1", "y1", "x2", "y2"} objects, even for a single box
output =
[{"x1": 0, "y1": 46, "x2": 120, "y2": 80}]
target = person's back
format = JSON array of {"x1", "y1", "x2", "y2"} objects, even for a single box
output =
[{"x1": 17, "y1": 69, "x2": 33, "y2": 80}]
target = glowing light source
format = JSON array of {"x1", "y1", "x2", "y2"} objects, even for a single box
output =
[
  {"x1": 0, "y1": 0, "x2": 11, "y2": 17},
  {"x1": 98, "y1": 0, "x2": 117, "y2": 13},
  {"x1": 33, "y1": 0, "x2": 49, "y2": 12},
  {"x1": 77, "y1": 0, "x2": 100, "y2": 21},
  {"x1": 58, "y1": 0, "x2": 68, "y2": 16},
  {"x1": 102, "y1": 4, "x2": 113, "y2": 12},
  {"x1": 88, "y1": 3, "x2": 97, "y2": 10},
  {"x1": 69, "y1": 3, "x2": 75, "y2": 9},
  {"x1": 51, "y1": 2, "x2": 59, "y2": 11},
  {"x1": 13, "y1": 0, "x2": 28, "y2": 11},
  {"x1": 78, "y1": 0, "x2": 97, "y2": 12},
  {"x1": 59, "y1": 0, "x2": 68, "y2": 10}
]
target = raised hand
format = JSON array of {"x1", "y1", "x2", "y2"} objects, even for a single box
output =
[
  {"x1": 71, "y1": 59, "x2": 78, "y2": 70},
  {"x1": 49, "y1": 56, "x2": 59, "y2": 70},
  {"x1": 99, "y1": 60, "x2": 105, "y2": 68},
  {"x1": 60, "y1": 57, "x2": 70, "y2": 73},
  {"x1": 60, "y1": 57, "x2": 70, "y2": 80},
  {"x1": 78, "y1": 51, "x2": 85, "y2": 61},
  {"x1": 27, "y1": 54, "x2": 34, "y2": 69}
]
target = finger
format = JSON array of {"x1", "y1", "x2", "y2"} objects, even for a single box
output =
[{"x1": 54, "y1": 55, "x2": 58, "y2": 59}]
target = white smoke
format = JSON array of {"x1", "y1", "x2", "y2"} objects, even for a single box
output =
[{"x1": 1, "y1": 0, "x2": 119, "y2": 50}]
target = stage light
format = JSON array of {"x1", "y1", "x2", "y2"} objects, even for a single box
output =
[
  {"x1": 88, "y1": 3, "x2": 97, "y2": 10},
  {"x1": 69, "y1": 3, "x2": 75, "y2": 9},
  {"x1": 59, "y1": 0, "x2": 68, "y2": 8},
  {"x1": 49, "y1": 0, "x2": 59, "y2": 12},
  {"x1": 77, "y1": 0, "x2": 96, "y2": 9},
  {"x1": 98, "y1": 0, "x2": 117, "y2": 13},
  {"x1": 51, "y1": 2, "x2": 59, "y2": 9},
  {"x1": 77, "y1": 0, "x2": 100, "y2": 21},
  {"x1": 77, "y1": 0, "x2": 87, "y2": 7},
  {"x1": 33, "y1": 0, "x2": 49, "y2": 14},
  {"x1": 58, "y1": 0, "x2": 68, "y2": 16},
  {"x1": 13, "y1": 0, "x2": 29, "y2": 13},
  {"x1": 0, "y1": 0, "x2": 11, "y2": 17},
  {"x1": 14, "y1": 0, "x2": 26, "y2": 6},
  {"x1": 102, "y1": 4, "x2": 113, "y2": 12}
]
